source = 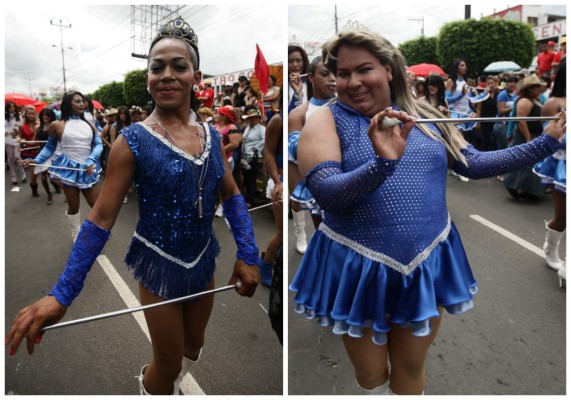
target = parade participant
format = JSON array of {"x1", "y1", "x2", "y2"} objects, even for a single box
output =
[
  {"x1": 503, "y1": 74, "x2": 546, "y2": 200},
  {"x1": 5, "y1": 101, "x2": 27, "y2": 185},
  {"x1": 6, "y1": 17, "x2": 260, "y2": 396},
  {"x1": 493, "y1": 75, "x2": 519, "y2": 152},
  {"x1": 240, "y1": 108, "x2": 265, "y2": 208},
  {"x1": 258, "y1": 107, "x2": 283, "y2": 288},
  {"x1": 422, "y1": 73, "x2": 449, "y2": 116},
  {"x1": 288, "y1": 56, "x2": 336, "y2": 254},
  {"x1": 17, "y1": 105, "x2": 40, "y2": 197},
  {"x1": 262, "y1": 75, "x2": 281, "y2": 122},
  {"x1": 33, "y1": 108, "x2": 62, "y2": 205},
  {"x1": 197, "y1": 79, "x2": 214, "y2": 109},
  {"x1": 533, "y1": 59, "x2": 566, "y2": 281},
  {"x1": 288, "y1": 44, "x2": 311, "y2": 113},
  {"x1": 446, "y1": 59, "x2": 477, "y2": 148},
  {"x1": 290, "y1": 28, "x2": 565, "y2": 395},
  {"x1": 19, "y1": 91, "x2": 103, "y2": 242}
]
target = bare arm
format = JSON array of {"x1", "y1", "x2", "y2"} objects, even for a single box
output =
[
  {"x1": 516, "y1": 98, "x2": 534, "y2": 142},
  {"x1": 264, "y1": 115, "x2": 283, "y2": 204}
]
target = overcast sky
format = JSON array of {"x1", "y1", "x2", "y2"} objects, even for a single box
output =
[
  {"x1": 3, "y1": 2, "x2": 566, "y2": 99},
  {"x1": 289, "y1": 3, "x2": 566, "y2": 55},
  {"x1": 4, "y1": 4, "x2": 284, "y2": 98}
]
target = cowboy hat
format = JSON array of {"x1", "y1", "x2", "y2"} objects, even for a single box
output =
[{"x1": 518, "y1": 74, "x2": 547, "y2": 91}]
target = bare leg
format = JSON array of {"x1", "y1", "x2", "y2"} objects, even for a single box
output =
[
  {"x1": 263, "y1": 202, "x2": 283, "y2": 265},
  {"x1": 139, "y1": 284, "x2": 185, "y2": 395},
  {"x1": 182, "y1": 278, "x2": 215, "y2": 360},
  {"x1": 548, "y1": 190, "x2": 566, "y2": 232},
  {"x1": 343, "y1": 329, "x2": 389, "y2": 390},
  {"x1": 81, "y1": 185, "x2": 101, "y2": 208},
  {"x1": 387, "y1": 309, "x2": 444, "y2": 394},
  {"x1": 61, "y1": 185, "x2": 81, "y2": 214}
]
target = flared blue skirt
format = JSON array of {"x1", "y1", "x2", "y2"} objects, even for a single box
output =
[
  {"x1": 533, "y1": 150, "x2": 566, "y2": 194},
  {"x1": 290, "y1": 221, "x2": 478, "y2": 345},
  {"x1": 48, "y1": 154, "x2": 101, "y2": 189}
]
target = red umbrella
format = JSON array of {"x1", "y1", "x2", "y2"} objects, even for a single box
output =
[
  {"x1": 5, "y1": 93, "x2": 36, "y2": 107},
  {"x1": 406, "y1": 63, "x2": 446, "y2": 77},
  {"x1": 91, "y1": 100, "x2": 104, "y2": 110},
  {"x1": 33, "y1": 101, "x2": 49, "y2": 113}
]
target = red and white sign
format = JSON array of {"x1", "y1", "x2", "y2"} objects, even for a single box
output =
[{"x1": 533, "y1": 20, "x2": 566, "y2": 41}]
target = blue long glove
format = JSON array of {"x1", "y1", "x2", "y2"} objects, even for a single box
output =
[
  {"x1": 452, "y1": 134, "x2": 560, "y2": 180},
  {"x1": 86, "y1": 135, "x2": 104, "y2": 168},
  {"x1": 33, "y1": 136, "x2": 58, "y2": 164},
  {"x1": 49, "y1": 220, "x2": 111, "y2": 306},
  {"x1": 223, "y1": 194, "x2": 259, "y2": 266},
  {"x1": 305, "y1": 156, "x2": 399, "y2": 212}
]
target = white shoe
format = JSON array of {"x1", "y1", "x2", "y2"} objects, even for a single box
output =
[
  {"x1": 66, "y1": 212, "x2": 81, "y2": 242},
  {"x1": 123, "y1": 195, "x2": 129, "y2": 204},
  {"x1": 293, "y1": 210, "x2": 307, "y2": 254},
  {"x1": 138, "y1": 365, "x2": 151, "y2": 395},
  {"x1": 459, "y1": 175, "x2": 469, "y2": 182},
  {"x1": 215, "y1": 204, "x2": 224, "y2": 217},
  {"x1": 558, "y1": 263, "x2": 566, "y2": 288},
  {"x1": 544, "y1": 221, "x2": 565, "y2": 270}
]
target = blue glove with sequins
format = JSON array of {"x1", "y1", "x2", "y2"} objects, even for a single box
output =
[
  {"x1": 305, "y1": 156, "x2": 399, "y2": 212},
  {"x1": 452, "y1": 134, "x2": 561, "y2": 180},
  {"x1": 50, "y1": 220, "x2": 111, "y2": 306}
]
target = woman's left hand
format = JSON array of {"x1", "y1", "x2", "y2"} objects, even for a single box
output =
[
  {"x1": 85, "y1": 164, "x2": 95, "y2": 175},
  {"x1": 271, "y1": 182, "x2": 283, "y2": 205},
  {"x1": 228, "y1": 259, "x2": 260, "y2": 297},
  {"x1": 544, "y1": 110, "x2": 566, "y2": 141},
  {"x1": 368, "y1": 108, "x2": 415, "y2": 160}
]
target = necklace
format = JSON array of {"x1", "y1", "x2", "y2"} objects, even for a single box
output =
[{"x1": 150, "y1": 115, "x2": 209, "y2": 218}]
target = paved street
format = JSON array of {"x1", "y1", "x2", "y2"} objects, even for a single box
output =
[
  {"x1": 288, "y1": 175, "x2": 566, "y2": 395},
  {"x1": 4, "y1": 173, "x2": 283, "y2": 395}
]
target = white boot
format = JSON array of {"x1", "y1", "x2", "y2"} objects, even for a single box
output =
[
  {"x1": 138, "y1": 365, "x2": 151, "y2": 395},
  {"x1": 174, "y1": 349, "x2": 202, "y2": 395},
  {"x1": 357, "y1": 379, "x2": 390, "y2": 395},
  {"x1": 543, "y1": 221, "x2": 565, "y2": 270},
  {"x1": 558, "y1": 263, "x2": 566, "y2": 288},
  {"x1": 66, "y1": 212, "x2": 81, "y2": 243},
  {"x1": 293, "y1": 210, "x2": 307, "y2": 254},
  {"x1": 139, "y1": 364, "x2": 180, "y2": 395}
]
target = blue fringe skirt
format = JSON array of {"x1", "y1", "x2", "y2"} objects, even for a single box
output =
[
  {"x1": 290, "y1": 221, "x2": 478, "y2": 345},
  {"x1": 533, "y1": 148, "x2": 566, "y2": 194}
]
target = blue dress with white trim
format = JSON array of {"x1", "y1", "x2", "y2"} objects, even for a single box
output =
[
  {"x1": 121, "y1": 122, "x2": 226, "y2": 299},
  {"x1": 289, "y1": 101, "x2": 478, "y2": 345},
  {"x1": 533, "y1": 133, "x2": 566, "y2": 194}
]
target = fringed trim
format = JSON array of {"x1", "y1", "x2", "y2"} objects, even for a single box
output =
[
  {"x1": 139, "y1": 122, "x2": 212, "y2": 166},
  {"x1": 133, "y1": 232, "x2": 211, "y2": 269},
  {"x1": 125, "y1": 235, "x2": 220, "y2": 299},
  {"x1": 319, "y1": 214, "x2": 452, "y2": 276}
]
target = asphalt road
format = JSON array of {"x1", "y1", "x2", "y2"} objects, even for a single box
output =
[
  {"x1": 4, "y1": 173, "x2": 283, "y2": 395},
  {"x1": 288, "y1": 175, "x2": 566, "y2": 395}
]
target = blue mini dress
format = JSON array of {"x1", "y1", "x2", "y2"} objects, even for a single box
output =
[
  {"x1": 121, "y1": 122, "x2": 226, "y2": 299},
  {"x1": 289, "y1": 102, "x2": 478, "y2": 345}
]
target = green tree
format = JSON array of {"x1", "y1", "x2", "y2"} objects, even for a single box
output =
[
  {"x1": 399, "y1": 36, "x2": 439, "y2": 66},
  {"x1": 92, "y1": 81, "x2": 125, "y2": 108},
  {"x1": 436, "y1": 18, "x2": 535, "y2": 78},
  {"x1": 123, "y1": 69, "x2": 148, "y2": 107}
]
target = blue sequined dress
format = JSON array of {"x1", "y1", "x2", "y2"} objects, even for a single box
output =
[
  {"x1": 289, "y1": 101, "x2": 478, "y2": 345},
  {"x1": 121, "y1": 122, "x2": 226, "y2": 299}
]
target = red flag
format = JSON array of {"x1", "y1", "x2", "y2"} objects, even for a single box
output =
[{"x1": 255, "y1": 44, "x2": 269, "y2": 94}]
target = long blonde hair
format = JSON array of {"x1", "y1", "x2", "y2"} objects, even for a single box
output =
[{"x1": 322, "y1": 28, "x2": 467, "y2": 164}]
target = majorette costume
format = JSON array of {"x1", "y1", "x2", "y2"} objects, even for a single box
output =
[
  {"x1": 533, "y1": 132, "x2": 566, "y2": 193},
  {"x1": 289, "y1": 101, "x2": 560, "y2": 345},
  {"x1": 33, "y1": 116, "x2": 103, "y2": 189},
  {"x1": 49, "y1": 122, "x2": 258, "y2": 306},
  {"x1": 446, "y1": 78, "x2": 477, "y2": 132}
]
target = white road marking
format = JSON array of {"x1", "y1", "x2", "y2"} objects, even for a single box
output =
[
  {"x1": 96, "y1": 255, "x2": 205, "y2": 395},
  {"x1": 469, "y1": 215, "x2": 544, "y2": 258},
  {"x1": 259, "y1": 303, "x2": 268, "y2": 314},
  {"x1": 11, "y1": 187, "x2": 20, "y2": 192}
]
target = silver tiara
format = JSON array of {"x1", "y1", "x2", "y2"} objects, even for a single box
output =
[{"x1": 152, "y1": 17, "x2": 199, "y2": 64}]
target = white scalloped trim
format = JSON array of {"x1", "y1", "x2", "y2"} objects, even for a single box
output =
[
  {"x1": 133, "y1": 232, "x2": 210, "y2": 269},
  {"x1": 552, "y1": 149, "x2": 566, "y2": 160},
  {"x1": 319, "y1": 214, "x2": 452, "y2": 276},
  {"x1": 139, "y1": 122, "x2": 211, "y2": 165}
]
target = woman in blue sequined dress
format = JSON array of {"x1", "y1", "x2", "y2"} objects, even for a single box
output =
[
  {"x1": 290, "y1": 28, "x2": 565, "y2": 395},
  {"x1": 7, "y1": 17, "x2": 260, "y2": 395}
]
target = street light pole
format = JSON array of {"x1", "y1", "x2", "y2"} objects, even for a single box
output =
[{"x1": 50, "y1": 18, "x2": 71, "y2": 93}]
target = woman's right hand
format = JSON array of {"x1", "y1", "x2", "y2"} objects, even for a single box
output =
[
  {"x1": 6, "y1": 296, "x2": 67, "y2": 356},
  {"x1": 368, "y1": 108, "x2": 415, "y2": 160},
  {"x1": 289, "y1": 73, "x2": 302, "y2": 92},
  {"x1": 544, "y1": 110, "x2": 566, "y2": 141}
]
